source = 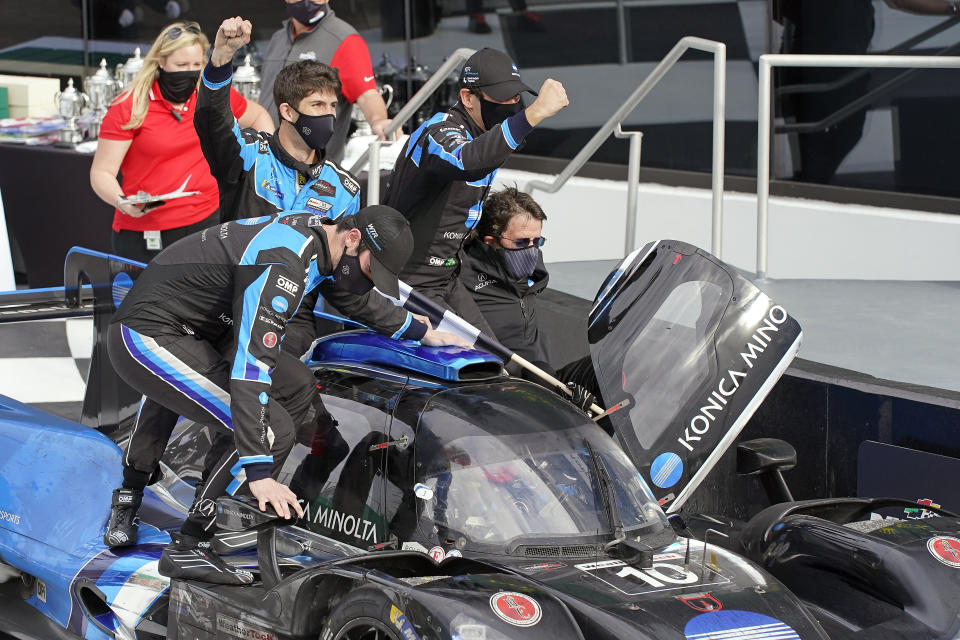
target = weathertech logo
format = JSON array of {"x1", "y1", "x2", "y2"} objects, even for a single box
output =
[{"x1": 217, "y1": 614, "x2": 273, "y2": 640}]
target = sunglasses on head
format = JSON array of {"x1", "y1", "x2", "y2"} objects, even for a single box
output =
[
  {"x1": 498, "y1": 235, "x2": 546, "y2": 249},
  {"x1": 165, "y1": 22, "x2": 202, "y2": 39}
]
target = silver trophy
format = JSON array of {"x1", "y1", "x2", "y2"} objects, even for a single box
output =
[
  {"x1": 116, "y1": 48, "x2": 145, "y2": 90},
  {"x1": 84, "y1": 58, "x2": 121, "y2": 138},
  {"x1": 233, "y1": 54, "x2": 261, "y2": 102},
  {"x1": 54, "y1": 78, "x2": 89, "y2": 146}
]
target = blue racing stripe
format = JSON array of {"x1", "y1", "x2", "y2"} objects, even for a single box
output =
[
  {"x1": 122, "y1": 327, "x2": 232, "y2": 428},
  {"x1": 231, "y1": 268, "x2": 272, "y2": 381},
  {"x1": 501, "y1": 119, "x2": 518, "y2": 149},
  {"x1": 239, "y1": 455, "x2": 274, "y2": 465},
  {"x1": 391, "y1": 313, "x2": 413, "y2": 339},
  {"x1": 239, "y1": 221, "x2": 313, "y2": 265}
]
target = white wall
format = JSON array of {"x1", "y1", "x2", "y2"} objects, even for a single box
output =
[{"x1": 494, "y1": 169, "x2": 960, "y2": 281}]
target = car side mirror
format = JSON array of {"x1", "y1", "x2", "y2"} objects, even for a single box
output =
[
  {"x1": 216, "y1": 496, "x2": 290, "y2": 589},
  {"x1": 737, "y1": 438, "x2": 797, "y2": 504}
]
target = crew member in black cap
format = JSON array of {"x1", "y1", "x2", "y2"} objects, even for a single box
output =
[
  {"x1": 104, "y1": 205, "x2": 468, "y2": 583},
  {"x1": 384, "y1": 47, "x2": 568, "y2": 339}
]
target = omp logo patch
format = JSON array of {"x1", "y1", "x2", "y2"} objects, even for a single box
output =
[{"x1": 276, "y1": 275, "x2": 299, "y2": 295}]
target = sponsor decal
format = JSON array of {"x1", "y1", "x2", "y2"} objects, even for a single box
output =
[
  {"x1": 457, "y1": 625, "x2": 487, "y2": 640},
  {"x1": 221, "y1": 506, "x2": 254, "y2": 522},
  {"x1": 36, "y1": 579, "x2": 46, "y2": 603},
  {"x1": 258, "y1": 140, "x2": 269, "y2": 153},
  {"x1": 429, "y1": 546, "x2": 446, "y2": 562},
  {"x1": 428, "y1": 256, "x2": 445, "y2": 266},
  {"x1": 219, "y1": 312, "x2": 234, "y2": 325},
  {"x1": 263, "y1": 332, "x2": 278, "y2": 348},
  {"x1": 307, "y1": 215, "x2": 327, "y2": 227},
  {"x1": 445, "y1": 257, "x2": 458, "y2": 267},
  {"x1": 683, "y1": 610, "x2": 799, "y2": 640},
  {"x1": 313, "y1": 180, "x2": 336, "y2": 197},
  {"x1": 650, "y1": 452, "x2": 684, "y2": 488},
  {"x1": 677, "y1": 592, "x2": 723, "y2": 612},
  {"x1": 401, "y1": 541, "x2": 429, "y2": 553},
  {"x1": 276, "y1": 275, "x2": 300, "y2": 295},
  {"x1": 217, "y1": 614, "x2": 274, "y2": 640},
  {"x1": 389, "y1": 606, "x2": 421, "y2": 640},
  {"x1": 0, "y1": 509, "x2": 22, "y2": 525},
  {"x1": 574, "y1": 558, "x2": 729, "y2": 596},
  {"x1": 195, "y1": 499, "x2": 217, "y2": 517},
  {"x1": 521, "y1": 562, "x2": 565, "y2": 573},
  {"x1": 258, "y1": 392, "x2": 269, "y2": 404},
  {"x1": 905, "y1": 498, "x2": 941, "y2": 520},
  {"x1": 443, "y1": 231, "x2": 465, "y2": 240},
  {"x1": 677, "y1": 305, "x2": 788, "y2": 453},
  {"x1": 118, "y1": 494, "x2": 133, "y2": 504},
  {"x1": 302, "y1": 500, "x2": 379, "y2": 543},
  {"x1": 106, "y1": 530, "x2": 129, "y2": 545},
  {"x1": 342, "y1": 176, "x2": 360, "y2": 194},
  {"x1": 111, "y1": 272, "x2": 133, "y2": 309},
  {"x1": 271, "y1": 296, "x2": 289, "y2": 313},
  {"x1": 413, "y1": 483, "x2": 434, "y2": 500},
  {"x1": 306, "y1": 197, "x2": 333, "y2": 212},
  {"x1": 489, "y1": 592, "x2": 542, "y2": 628},
  {"x1": 447, "y1": 549, "x2": 462, "y2": 558},
  {"x1": 257, "y1": 314, "x2": 284, "y2": 330},
  {"x1": 219, "y1": 223, "x2": 230, "y2": 239},
  {"x1": 236, "y1": 216, "x2": 271, "y2": 226},
  {"x1": 927, "y1": 536, "x2": 960, "y2": 568}
]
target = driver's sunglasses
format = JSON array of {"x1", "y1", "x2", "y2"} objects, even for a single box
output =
[
  {"x1": 165, "y1": 22, "x2": 202, "y2": 39},
  {"x1": 498, "y1": 235, "x2": 546, "y2": 249}
]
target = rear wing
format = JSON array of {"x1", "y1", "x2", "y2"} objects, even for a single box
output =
[{"x1": 0, "y1": 248, "x2": 146, "y2": 435}]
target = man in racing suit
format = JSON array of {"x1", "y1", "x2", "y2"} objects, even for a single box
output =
[
  {"x1": 196, "y1": 17, "x2": 360, "y2": 223},
  {"x1": 106, "y1": 206, "x2": 466, "y2": 584},
  {"x1": 383, "y1": 48, "x2": 568, "y2": 337}
]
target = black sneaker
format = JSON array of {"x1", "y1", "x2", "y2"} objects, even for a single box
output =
[
  {"x1": 104, "y1": 488, "x2": 142, "y2": 547},
  {"x1": 158, "y1": 533, "x2": 254, "y2": 585}
]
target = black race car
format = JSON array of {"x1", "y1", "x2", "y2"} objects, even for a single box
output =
[{"x1": 0, "y1": 241, "x2": 957, "y2": 640}]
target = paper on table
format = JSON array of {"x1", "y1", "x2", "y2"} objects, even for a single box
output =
[{"x1": 118, "y1": 175, "x2": 200, "y2": 206}]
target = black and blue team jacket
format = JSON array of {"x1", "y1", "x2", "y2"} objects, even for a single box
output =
[
  {"x1": 384, "y1": 103, "x2": 534, "y2": 285},
  {"x1": 195, "y1": 61, "x2": 361, "y2": 223},
  {"x1": 113, "y1": 213, "x2": 425, "y2": 480}
]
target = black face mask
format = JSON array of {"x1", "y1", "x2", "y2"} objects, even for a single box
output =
[
  {"x1": 286, "y1": 0, "x2": 328, "y2": 26},
  {"x1": 480, "y1": 98, "x2": 522, "y2": 130},
  {"x1": 286, "y1": 108, "x2": 336, "y2": 152},
  {"x1": 500, "y1": 246, "x2": 540, "y2": 280},
  {"x1": 157, "y1": 69, "x2": 199, "y2": 104},
  {"x1": 334, "y1": 252, "x2": 374, "y2": 294}
]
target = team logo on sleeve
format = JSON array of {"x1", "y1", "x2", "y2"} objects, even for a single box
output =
[{"x1": 276, "y1": 275, "x2": 300, "y2": 295}]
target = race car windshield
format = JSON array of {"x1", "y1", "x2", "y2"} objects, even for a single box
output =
[{"x1": 414, "y1": 382, "x2": 667, "y2": 549}]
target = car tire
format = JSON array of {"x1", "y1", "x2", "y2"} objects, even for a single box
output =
[{"x1": 323, "y1": 589, "x2": 403, "y2": 640}]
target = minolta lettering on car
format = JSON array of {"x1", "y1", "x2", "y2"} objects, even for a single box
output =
[
  {"x1": 302, "y1": 502, "x2": 379, "y2": 544},
  {"x1": 677, "y1": 304, "x2": 789, "y2": 453}
]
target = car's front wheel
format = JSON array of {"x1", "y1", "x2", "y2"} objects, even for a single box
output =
[{"x1": 322, "y1": 589, "x2": 404, "y2": 640}]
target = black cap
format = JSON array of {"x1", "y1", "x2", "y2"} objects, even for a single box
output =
[
  {"x1": 459, "y1": 48, "x2": 536, "y2": 101},
  {"x1": 354, "y1": 205, "x2": 413, "y2": 299}
]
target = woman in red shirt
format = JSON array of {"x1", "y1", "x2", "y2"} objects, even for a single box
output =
[{"x1": 90, "y1": 21, "x2": 273, "y2": 264}]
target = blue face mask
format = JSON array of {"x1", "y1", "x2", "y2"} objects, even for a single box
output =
[{"x1": 286, "y1": 0, "x2": 328, "y2": 26}]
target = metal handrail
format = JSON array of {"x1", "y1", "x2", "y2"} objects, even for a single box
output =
[
  {"x1": 755, "y1": 53, "x2": 960, "y2": 279},
  {"x1": 348, "y1": 47, "x2": 476, "y2": 204},
  {"x1": 523, "y1": 36, "x2": 727, "y2": 257}
]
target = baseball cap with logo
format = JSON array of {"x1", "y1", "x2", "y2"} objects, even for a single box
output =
[
  {"x1": 353, "y1": 205, "x2": 413, "y2": 299},
  {"x1": 459, "y1": 48, "x2": 536, "y2": 101}
]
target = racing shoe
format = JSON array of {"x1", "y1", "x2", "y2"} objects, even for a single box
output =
[
  {"x1": 104, "y1": 488, "x2": 142, "y2": 547},
  {"x1": 158, "y1": 533, "x2": 254, "y2": 585}
]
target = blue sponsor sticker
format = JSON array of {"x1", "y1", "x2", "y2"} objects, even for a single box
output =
[
  {"x1": 236, "y1": 216, "x2": 271, "y2": 225},
  {"x1": 271, "y1": 296, "x2": 289, "y2": 313},
  {"x1": 112, "y1": 271, "x2": 134, "y2": 309},
  {"x1": 684, "y1": 610, "x2": 800, "y2": 640},
  {"x1": 650, "y1": 452, "x2": 683, "y2": 488},
  {"x1": 258, "y1": 392, "x2": 268, "y2": 405}
]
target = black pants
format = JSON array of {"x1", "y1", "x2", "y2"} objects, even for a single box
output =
[
  {"x1": 108, "y1": 322, "x2": 317, "y2": 537},
  {"x1": 466, "y1": 0, "x2": 528, "y2": 13},
  {"x1": 111, "y1": 212, "x2": 219, "y2": 265}
]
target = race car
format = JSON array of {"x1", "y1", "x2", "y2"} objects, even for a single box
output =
[{"x1": 0, "y1": 240, "x2": 953, "y2": 640}]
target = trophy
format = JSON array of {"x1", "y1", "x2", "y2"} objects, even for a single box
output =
[
  {"x1": 233, "y1": 54, "x2": 261, "y2": 102},
  {"x1": 116, "y1": 48, "x2": 144, "y2": 90},
  {"x1": 53, "y1": 78, "x2": 88, "y2": 146},
  {"x1": 84, "y1": 58, "x2": 121, "y2": 138}
]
